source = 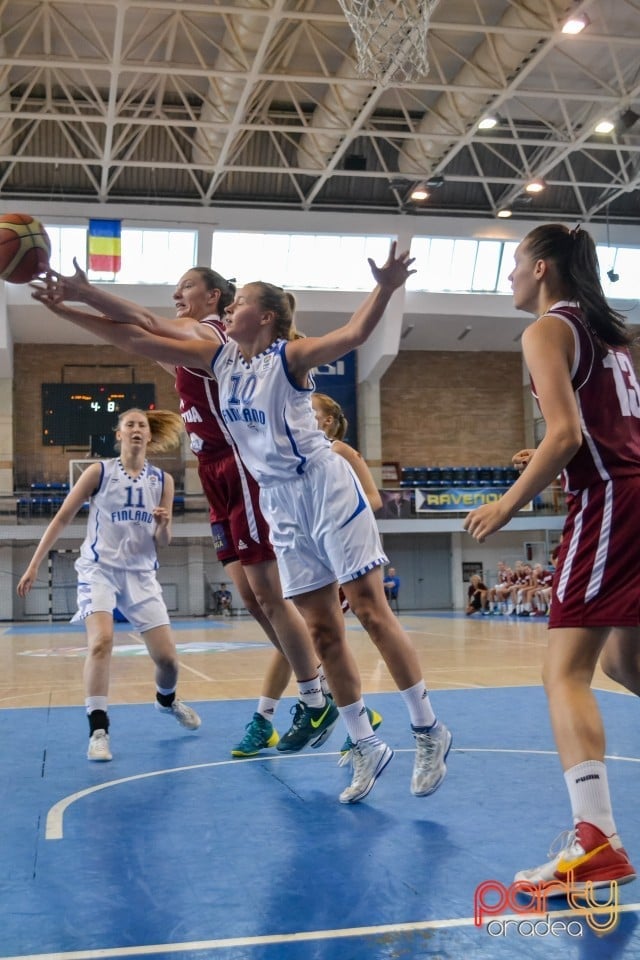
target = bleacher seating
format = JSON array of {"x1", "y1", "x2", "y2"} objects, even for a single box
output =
[
  {"x1": 399, "y1": 465, "x2": 519, "y2": 489},
  {"x1": 16, "y1": 480, "x2": 186, "y2": 520}
]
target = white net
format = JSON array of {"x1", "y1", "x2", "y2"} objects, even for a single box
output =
[
  {"x1": 49, "y1": 549, "x2": 79, "y2": 620},
  {"x1": 337, "y1": 0, "x2": 440, "y2": 85}
]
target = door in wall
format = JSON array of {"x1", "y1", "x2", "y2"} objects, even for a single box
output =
[{"x1": 380, "y1": 533, "x2": 452, "y2": 611}]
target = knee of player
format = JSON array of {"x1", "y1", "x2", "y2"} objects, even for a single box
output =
[
  {"x1": 87, "y1": 632, "x2": 114, "y2": 659},
  {"x1": 310, "y1": 623, "x2": 345, "y2": 660}
]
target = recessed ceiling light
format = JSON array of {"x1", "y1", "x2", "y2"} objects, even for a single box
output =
[
  {"x1": 410, "y1": 184, "x2": 429, "y2": 201},
  {"x1": 478, "y1": 116, "x2": 498, "y2": 130},
  {"x1": 525, "y1": 178, "x2": 545, "y2": 194},
  {"x1": 594, "y1": 119, "x2": 615, "y2": 134},
  {"x1": 562, "y1": 15, "x2": 589, "y2": 35},
  {"x1": 497, "y1": 208, "x2": 513, "y2": 218}
]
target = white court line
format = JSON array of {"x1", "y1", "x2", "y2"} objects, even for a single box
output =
[
  {"x1": 2, "y1": 903, "x2": 640, "y2": 960},
  {"x1": 45, "y1": 748, "x2": 640, "y2": 841},
  {"x1": 174, "y1": 660, "x2": 216, "y2": 682},
  {"x1": 127, "y1": 628, "x2": 217, "y2": 681}
]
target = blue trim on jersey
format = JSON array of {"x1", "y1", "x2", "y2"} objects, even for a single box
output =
[
  {"x1": 339, "y1": 472, "x2": 368, "y2": 528},
  {"x1": 276, "y1": 340, "x2": 311, "y2": 474},
  {"x1": 88, "y1": 462, "x2": 106, "y2": 562},
  {"x1": 284, "y1": 416, "x2": 308, "y2": 475},
  {"x1": 210, "y1": 342, "x2": 225, "y2": 375},
  {"x1": 342, "y1": 557, "x2": 387, "y2": 583},
  {"x1": 279, "y1": 340, "x2": 314, "y2": 393}
]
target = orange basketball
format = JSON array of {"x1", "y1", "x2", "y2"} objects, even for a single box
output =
[{"x1": 0, "y1": 213, "x2": 51, "y2": 284}]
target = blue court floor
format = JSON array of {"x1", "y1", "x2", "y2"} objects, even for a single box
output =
[{"x1": 1, "y1": 685, "x2": 639, "y2": 960}]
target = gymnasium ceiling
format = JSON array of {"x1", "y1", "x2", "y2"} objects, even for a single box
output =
[{"x1": 2, "y1": 0, "x2": 640, "y2": 225}]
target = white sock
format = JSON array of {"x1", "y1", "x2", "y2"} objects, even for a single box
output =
[
  {"x1": 85, "y1": 696, "x2": 108, "y2": 714},
  {"x1": 317, "y1": 663, "x2": 331, "y2": 697},
  {"x1": 400, "y1": 680, "x2": 436, "y2": 728},
  {"x1": 257, "y1": 696, "x2": 279, "y2": 720},
  {"x1": 297, "y1": 676, "x2": 325, "y2": 708},
  {"x1": 564, "y1": 760, "x2": 617, "y2": 837},
  {"x1": 339, "y1": 699, "x2": 375, "y2": 743}
]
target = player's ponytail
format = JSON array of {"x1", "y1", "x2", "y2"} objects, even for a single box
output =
[
  {"x1": 249, "y1": 282, "x2": 297, "y2": 340},
  {"x1": 116, "y1": 408, "x2": 183, "y2": 453},
  {"x1": 146, "y1": 409, "x2": 184, "y2": 452},
  {"x1": 313, "y1": 393, "x2": 348, "y2": 441},
  {"x1": 191, "y1": 267, "x2": 237, "y2": 313},
  {"x1": 524, "y1": 223, "x2": 631, "y2": 347}
]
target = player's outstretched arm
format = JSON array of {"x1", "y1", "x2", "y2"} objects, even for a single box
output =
[
  {"x1": 32, "y1": 259, "x2": 210, "y2": 341},
  {"x1": 32, "y1": 285, "x2": 215, "y2": 371},
  {"x1": 286, "y1": 242, "x2": 415, "y2": 377}
]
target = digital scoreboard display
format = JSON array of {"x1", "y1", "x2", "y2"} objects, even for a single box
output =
[{"x1": 42, "y1": 383, "x2": 156, "y2": 447}]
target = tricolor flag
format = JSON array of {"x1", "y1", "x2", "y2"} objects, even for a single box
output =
[{"x1": 88, "y1": 219, "x2": 122, "y2": 273}]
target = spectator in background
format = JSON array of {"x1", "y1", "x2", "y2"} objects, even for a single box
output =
[
  {"x1": 532, "y1": 564, "x2": 555, "y2": 617},
  {"x1": 383, "y1": 566, "x2": 401, "y2": 611},
  {"x1": 486, "y1": 560, "x2": 515, "y2": 614},
  {"x1": 465, "y1": 573, "x2": 489, "y2": 616},
  {"x1": 213, "y1": 583, "x2": 232, "y2": 616}
]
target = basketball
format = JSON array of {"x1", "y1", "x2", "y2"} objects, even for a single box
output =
[{"x1": 0, "y1": 213, "x2": 51, "y2": 284}]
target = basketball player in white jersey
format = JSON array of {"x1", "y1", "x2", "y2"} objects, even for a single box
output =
[
  {"x1": 17, "y1": 408, "x2": 201, "y2": 761},
  {"x1": 33, "y1": 243, "x2": 452, "y2": 806}
]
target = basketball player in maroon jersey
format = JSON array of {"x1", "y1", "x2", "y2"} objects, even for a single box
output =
[{"x1": 465, "y1": 223, "x2": 637, "y2": 891}]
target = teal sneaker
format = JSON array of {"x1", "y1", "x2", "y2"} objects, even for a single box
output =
[
  {"x1": 339, "y1": 707, "x2": 383, "y2": 756},
  {"x1": 231, "y1": 712, "x2": 280, "y2": 758},
  {"x1": 276, "y1": 698, "x2": 339, "y2": 752}
]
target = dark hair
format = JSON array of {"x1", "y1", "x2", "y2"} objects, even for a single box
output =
[
  {"x1": 523, "y1": 224, "x2": 631, "y2": 347},
  {"x1": 247, "y1": 282, "x2": 300, "y2": 340},
  {"x1": 190, "y1": 267, "x2": 237, "y2": 314},
  {"x1": 313, "y1": 393, "x2": 348, "y2": 441}
]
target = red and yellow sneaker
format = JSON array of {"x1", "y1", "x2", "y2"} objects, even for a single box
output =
[{"x1": 515, "y1": 821, "x2": 636, "y2": 892}]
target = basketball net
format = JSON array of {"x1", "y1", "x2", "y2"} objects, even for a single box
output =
[{"x1": 336, "y1": 0, "x2": 440, "y2": 85}]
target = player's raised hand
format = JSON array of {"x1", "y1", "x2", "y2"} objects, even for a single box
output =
[
  {"x1": 513, "y1": 448, "x2": 535, "y2": 472},
  {"x1": 368, "y1": 241, "x2": 416, "y2": 291}
]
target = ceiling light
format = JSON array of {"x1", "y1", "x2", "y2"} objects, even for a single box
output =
[
  {"x1": 562, "y1": 14, "x2": 589, "y2": 35},
  {"x1": 496, "y1": 208, "x2": 513, "y2": 219},
  {"x1": 409, "y1": 183, "x2": 429, "y2": 201},
  {"x1": 594, "y1": 119, "x2": 615, "y2": 134},
  {"x1": 607, "y1": 268, "x2": 619, "y2": 283},
  {"x1": 525, "y1": 178, "x2": 545, "y2": 194},
  {"x1": 478, "y1": 116, "x2": 498, "y2": 130}
]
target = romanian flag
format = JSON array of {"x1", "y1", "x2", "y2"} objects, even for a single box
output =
[{"x1": 88, "y1": 219, "x2": 122, "y2": 273}]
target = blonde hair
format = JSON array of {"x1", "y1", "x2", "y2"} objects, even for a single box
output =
[
  {"x1": 116, "y1": 408, "x2": 184, "y2": 453},
  {"x1": 246, "y1": 282, "x2": 301, "y2": 340},
  {"x1": 313, "y1": 393, "x2": 348, "y2": 441}
]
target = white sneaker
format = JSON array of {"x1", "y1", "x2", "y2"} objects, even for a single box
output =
[
  {"x1": 155, "y1": 698, "x2": 201, "y2": 730},
  {"x1": 87, "y1": 729, "x2": 112, "y2": 761},
  {"x1": 339, "y1": 738, "x2": 393, "y2": 804},
  {"x1": 411, "y1": 721, "x2": 452, "y2": 796}
]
